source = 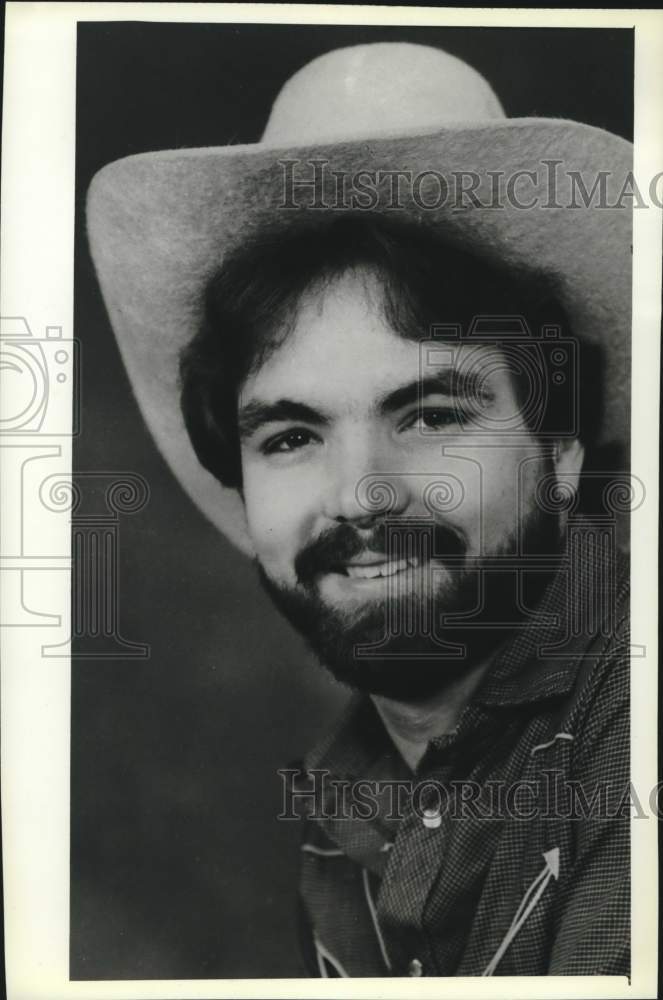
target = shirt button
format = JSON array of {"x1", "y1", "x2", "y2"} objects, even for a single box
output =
[
  {"x1": 408, "y1": 958, "x2": 424, "y2": 976},
  {"x1": 422, "y1": 807, "x2": 442, "y2": 829}
]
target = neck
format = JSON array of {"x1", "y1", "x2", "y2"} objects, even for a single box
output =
[{"x1": 371, "y1": 658, "x2": 491, "y2": 771}]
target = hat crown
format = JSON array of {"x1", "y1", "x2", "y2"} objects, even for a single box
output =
[{"x1": 261, "y1": 42, "x2": 506, "y2": 145}]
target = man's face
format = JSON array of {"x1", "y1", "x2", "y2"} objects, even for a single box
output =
[{"x1": 238, "y1": 269, "x2": 561, "y2": 699}]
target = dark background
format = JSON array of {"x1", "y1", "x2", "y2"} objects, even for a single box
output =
[{"x1": 72, "y1": 21, "x2": 634, "y2": 979}]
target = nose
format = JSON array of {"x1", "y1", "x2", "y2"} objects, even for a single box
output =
[{"x1": 321, "y1": 433, "x2": 407, "y2": 526}]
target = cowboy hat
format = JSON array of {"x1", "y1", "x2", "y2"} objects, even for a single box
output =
[{"x1": 86, "y1": 42, "x2": 632, "y2": 556}]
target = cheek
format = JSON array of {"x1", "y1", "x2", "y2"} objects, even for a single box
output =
[
  {"x1": 417, "y1": 454, "x2": 483, "y2": 529},
  {"x1": 479, "y1": 443, "x2": 543, "y2": 534},
  {"x1": 442, "y1": 443, "x2": 542, "y2": 549},
  {"x1": 240, "y1": 461, "x2": 316, "y2": 579},
  {"x1": 242, "y1": 474, "x2": 290, "y2": 557}
]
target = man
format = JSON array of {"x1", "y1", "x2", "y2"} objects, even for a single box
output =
[{"x1": 87, "y1": 42, "x2": 632, "y2": 977}]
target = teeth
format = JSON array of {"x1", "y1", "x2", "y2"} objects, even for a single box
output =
[{"x1": 345, "y1": 558, "x2": 417, "y2": 580}]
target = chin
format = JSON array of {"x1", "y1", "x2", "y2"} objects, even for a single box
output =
[
  {"x1": 319, "y1": 642, "x2": 486, "y2": 701},
  {"x1": 261, "y1": 565, "x2": 490, "y2": 700}
]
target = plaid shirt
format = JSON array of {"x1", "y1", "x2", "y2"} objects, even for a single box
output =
[{"x1": 291, "y1": 519, "x2": 630, "y2": 978}]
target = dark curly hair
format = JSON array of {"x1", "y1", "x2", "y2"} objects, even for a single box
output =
[{"x1": 179, "y1": 214, "x2": 601, "y2": 490}]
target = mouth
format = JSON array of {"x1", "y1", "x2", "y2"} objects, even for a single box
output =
[{"x1": 330, "y1": 555, "x2": 421, "y2": 581}]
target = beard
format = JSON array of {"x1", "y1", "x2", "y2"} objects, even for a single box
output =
[{"x1": 258, "y1": 495, "x2": 564, "y2": 702}]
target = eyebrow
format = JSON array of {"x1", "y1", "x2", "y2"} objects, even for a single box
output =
[
  {"x1": 238, "y1": 399, "x2": 331, "y2": 439},
  {"x1": 378, "y1": 370, "x2": 492, "y2": 413},
  {"x1": 238, "y1": 370, "x2": 492, "y2": 439}
]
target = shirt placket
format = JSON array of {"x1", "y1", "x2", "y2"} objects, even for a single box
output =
[
  {"x1": 374, "y1": 705, "x2": 506, "y2": 977},
  {"x1": 374, "y1": 748, "x2": 458, "y2": 976}
]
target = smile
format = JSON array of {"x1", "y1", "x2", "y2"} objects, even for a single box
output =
[{"x1": 336, "y1": 556, "x2": 420, "y2": 580}]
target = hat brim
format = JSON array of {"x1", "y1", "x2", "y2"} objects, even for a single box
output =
[{"x1": 87, "y1": 119, "x2": 632, "y2": 555}]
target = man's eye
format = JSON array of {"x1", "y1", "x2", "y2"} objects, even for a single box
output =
[
  {"x1": 405, "y1": 408, "x2": 463, "y2": 431},
  {"x1": 262, "y1": 428, "x2": 319, "y2": 454}
]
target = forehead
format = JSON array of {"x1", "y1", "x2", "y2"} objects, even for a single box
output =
[{"x1": 239, "y1": 269, "x2": 512, "y2": 406}]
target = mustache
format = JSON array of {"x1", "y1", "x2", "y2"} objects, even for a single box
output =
[{"x1": 295, "y1": 519, "x2": 466, "y2": 586}]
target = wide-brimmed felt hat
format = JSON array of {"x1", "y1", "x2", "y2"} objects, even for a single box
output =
[{"x1": 87, "y1": 42, "x2": 632, "y2": 555}]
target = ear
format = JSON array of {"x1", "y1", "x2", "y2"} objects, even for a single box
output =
[{"x1": 552, "y1": 437, "x2": 584, "y2": 494}]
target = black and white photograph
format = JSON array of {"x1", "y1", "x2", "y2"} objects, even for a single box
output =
[{"x1": 1, "y1": 5, "x2": 661, "y2": 998}]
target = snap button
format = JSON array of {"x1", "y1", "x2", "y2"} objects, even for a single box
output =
[
  {"x1": 422, "y1": 807, "x2": 442, "y2": 829},
  {"x1": 408, "y1": 957, "x2": 423, "y2": 976}
]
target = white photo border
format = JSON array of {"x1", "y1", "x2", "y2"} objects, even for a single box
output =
[{"x1": 1, "y1": 4, "x2": 661, "y2": 999}]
